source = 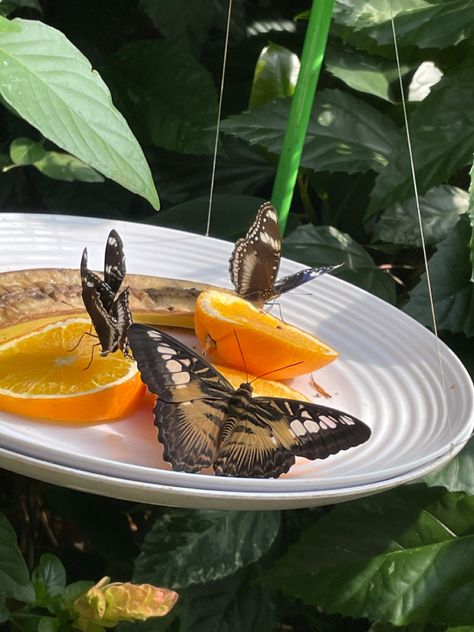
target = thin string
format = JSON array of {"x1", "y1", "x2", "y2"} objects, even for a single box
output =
[
  {"x1": 205, "y1": 0, "x2": 234, "y2": 237},
  {"x1": 390, "y1": 4, "x2": 455, "y2": 444}
]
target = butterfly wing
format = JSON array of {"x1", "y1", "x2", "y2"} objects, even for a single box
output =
[
  {"x1": 229, "y1": 201, "x2": 281, "y2": 303},
  {"x1": 272, "y1": 264, "x2": 343, "y2": 298},
  {"x1": 81, "y1": 248, "x2": 129, "y2": 355},
  {"x1": 214, "y1": 397, "x2": 371, "y2": 478},
  {"x1": 104, "y1": 229, "x2": 126, "y2": 295},
  {"x1": 127, "y1": 324, "x2": 236, "y2": 473}
]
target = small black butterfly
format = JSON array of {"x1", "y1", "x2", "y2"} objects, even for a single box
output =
[
  {"x1": 81, "y1": 230, "x2": 132, "y2": 357},
  {"x1": 127, "y1": 323, "x2": 371, "y2": 479},
  {"x1": 229, "y1": 202, "x2": 342, "y2": 304}
]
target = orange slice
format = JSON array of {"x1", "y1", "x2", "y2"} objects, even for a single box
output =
[
  {"x1": 215, "y1": 364, "x2": 310, "y2": 401},
  {"x1": 0, "y1": 318, "x2": 145, "y2": 423},
  {"x1": 194, "y1": 289, "x2": 338, "y2": 380}
]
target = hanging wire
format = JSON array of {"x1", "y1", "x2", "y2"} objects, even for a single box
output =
[
  {"x1": 205, "y1": 0, "x2": 234, "y2": 237},
  {"x1": 390, "y1": 2, "x2": 454, "y2": 444}
]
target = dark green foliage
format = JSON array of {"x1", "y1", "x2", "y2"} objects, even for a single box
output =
[{"x1": 0, "y1": 1, "x2": 474, "y2": 631}]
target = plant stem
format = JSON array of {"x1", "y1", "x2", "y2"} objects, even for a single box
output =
[{"x1": 271, "y1": 0, "x2": 334, "y2": 234}]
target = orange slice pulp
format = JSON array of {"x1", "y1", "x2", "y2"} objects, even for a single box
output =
[
  {"x1": 0, "y1": 318, "x2": 145, "y2": 423},
  {"x1": 194, "y1": 289, "x2": 339, "y2": 380}
]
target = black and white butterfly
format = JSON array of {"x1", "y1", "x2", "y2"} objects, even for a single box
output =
[
  {"x1": 229, "y1": 201, "x2": 342, "y2": 304},
  {"x1": 81, "y1": 230, "x2": 132, "y2": 357},
  {"x1": 127, "y1": 323, "x2": 371, "y2": 478}
]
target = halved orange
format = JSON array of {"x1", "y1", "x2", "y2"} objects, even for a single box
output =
[
  {"x1": 0, "y1": 318, "x2": 145, "y2": 423},
  {"x1": 215, "y1": 364, "x2": 310, "y2": 401},
  {"x1": 194, "y1": 289, "x2": 338, "y2": 380}
]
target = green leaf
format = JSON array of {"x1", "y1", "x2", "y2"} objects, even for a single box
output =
[
  {"x1": 283, "y1": 224, "x2": 396, "y2": 302},
  {"x1": 249, "y1": 43, "x2": 300, "y2": 110},
  {"x1": 133, "y1": 509, "x2": 281, "y2": 590},
  {"x1": 179, "y1": 569, "x2": 277, "y2": 632},
  {"x1": 333, "y1": 0, "x2": 474, "y2": 49},
  {"x1": 404, "y1": 216, "x2": 474, "y2": 337},
  {"x1": 0, "y1": 15, "x2": 20, "y2": 31},
  {"x1": 0, "y1": 597, "x2": 9, "y2": 623},
  {"x1": 60, "y1": 581, "x2": 94, "y2": 607},
  {"x1": 38, "y1": 616, "x2": 60, "y2": 632},
  {"x1": 0, "y1": 18, "x2": 159, "y2": 209},
  {"x1": 10, "y1": 136, "x2": 45, "y2": 165},
  {"x1": 265, "y1": 485, "x2": 474, "y2": 626},
  {"x1": 139, "y1": 0, "x2": 215, "y2": 54},
  {"x1": 31, "y1": 554, "x2": 67, "y2": 604},
  {"x1": 324, "y1": 45, "x2": 411, "y2": 102},
  {"x1": 33, "y1": 151, "x2": 104, "y2": 183},
  {"x1": 369, "y1": 66, "x2": 474, "y2": 213},
  {"x1": 373, "y1": 185, "x2": 468, "y2": 247},
  {"x1": 0, "y1": 513, "x2": 34, "y2": 603},
  {"x1": 221, "y1": 89, "x2": 400, "y2": 174},
  {"x1": 106, "y1": 40, "x2": 218, "y2": 155},
  {"x1": 424, "y1": 438, "x2": 474, "y2": 495},
  {"x1": 146, "y1": 194, "x2": 267, "y2": 240},
  {"x1": 469, "y1": 162, "x2": 474, "y2": 281}
]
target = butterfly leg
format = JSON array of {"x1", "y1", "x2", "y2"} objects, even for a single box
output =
[
  {"x1": 68, "y1": 324, "x2": 97, "y2": 352},
  {"x1": 83, "y1": 341, "x2": 101, "y2": 371}
]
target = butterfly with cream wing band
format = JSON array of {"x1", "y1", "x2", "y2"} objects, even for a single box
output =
[
  {"x1": 229, "y1": 201, "x2": 342, "y2": 305},
  {"x1": 80, "y1": 229, "x2": 132, "y2": 359},
  {"x1": 127, "y1": 323, "x2": 371, "y2": 479}
]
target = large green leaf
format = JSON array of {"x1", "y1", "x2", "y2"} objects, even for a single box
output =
[
  {"x1": 139, "y1": 0, "x2": 215, "y2": 54},
  {"x1": 265, "y1": 485, "x2": 474, "y2": 626},
  {"x1": 283, "y1": 224, "x2": 396, "y2": 303},
  {"x1": 404, "y1": 216, "x2": 474, "y2": 337},
  {"x1": 0, "y1": 513, "x2": 34, "y2": 603},
  {"x1": 324, "y1": 45, "x2": 411, "y2": 102},
  {"x1": 249, "y1": 43, "x2": 299, "y2": 110},
  {"x1": 0, "y1": 18, "x2": 159, "y2": 208},
  {"x1": 133, "y1": 509, "x2": 281, "y2": 590},
  {"x1": 369, "y1": 66, "x2": 474, "y2": 213},
  {"x1": 373, "y1": 185, "x2": 469, "y2": 247},
  {"x1": 333, "y1": 0, "x2": 474, "y2": 49},
  {"x1": 106, "y1": 40, "x2": 218, "y2": 155},
  {"x1": 220, "y1": 89, "x2": 400, "y2": 174},
  {"x1": 178, "y1": 569, "x2": 277, "y2": 632},
  {"x1": 425, "y1": 438, "x2": 474, "y2": 495}
]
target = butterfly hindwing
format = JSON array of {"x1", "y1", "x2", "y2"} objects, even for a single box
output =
[
  {"x1": 229, "y1": 201, "x2": 281, "y2": 303},
  {"x1": 272, "y1": 265, "x2": 343, "y2": 298},
  {"x1": 128, "y1": 324, "x2": 371, "y2": 479}
]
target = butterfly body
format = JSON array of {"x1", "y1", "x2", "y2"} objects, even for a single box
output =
[
  {"x1": 81, "y1": 230, "x2": 132, "y2": 357},
  {"x1": 127, "y1": 324, "x2": 371, "y2": 479},
  {"x1": 229, "y1": 202, "x2": 342, "y2": 304}
]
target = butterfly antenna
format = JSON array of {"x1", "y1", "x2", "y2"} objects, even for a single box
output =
[
  {"x1": 233, "y1": 329, "x2": 249, "y2": 383},
  {"x1": 249, "y1": 361, "x2": 304, "y2": 385}
]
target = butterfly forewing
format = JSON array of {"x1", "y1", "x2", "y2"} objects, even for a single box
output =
[
  {"x1": 127, "y1": 324, "x2": 371, "y2": 479},
  {"x1": 104, "y1": 229, "x2": 126, "y2": 294},
  {"x1": 229, "y1": 201, "x2": 281, "y2": 303},
  {"x1": 80, "y1": 234, "x2": 131, "y2": 357},
  {"x1": 229, "y1": 202, "x2": 343, "y2": 303},
  {"x1": 127, "y1": 325, "x2": 234, "y2": 403}
]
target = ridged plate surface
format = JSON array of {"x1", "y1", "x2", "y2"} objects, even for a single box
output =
[{"x1": 0, "y1": 213, "x2": 472, "y2": 509}]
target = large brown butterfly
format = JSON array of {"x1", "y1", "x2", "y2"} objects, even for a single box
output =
[
  {"x1": 81, "y1": 230, "x2": 132, "y2": 357},
  {"x1": 127, "y1": 323, "x2": 371, "y2": 478},
  {"x1": 229, "y1": 201, "x2": 342, "y2": 304}
]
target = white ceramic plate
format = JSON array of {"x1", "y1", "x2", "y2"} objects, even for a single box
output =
[{"x1": 0, "y1": 213, "x2": 472, "y2": 510}]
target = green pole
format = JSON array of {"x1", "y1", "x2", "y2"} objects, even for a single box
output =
[{"x1": 271, "y1": 0, "x2": 334, "y2": 234}]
